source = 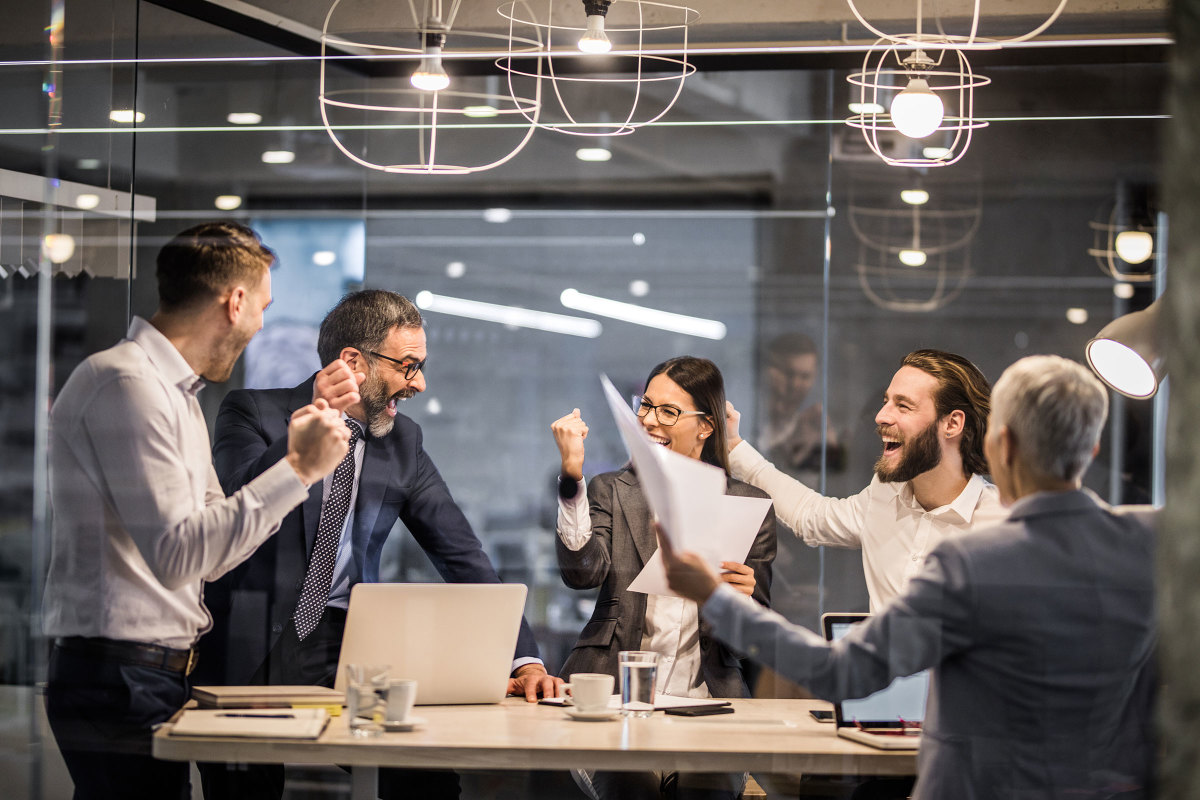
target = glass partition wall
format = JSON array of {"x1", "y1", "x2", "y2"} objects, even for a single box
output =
[{"x1": 0, "y1": 1, "x2": 1167, "y2": 796}]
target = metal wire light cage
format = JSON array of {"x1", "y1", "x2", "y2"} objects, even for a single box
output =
[
  {"x1": 496, "y1": 0, "x2": 698, "y2": 136},
  {"x1": 846, "y1": 39, "x2": 990, "y2": 168},
  {"x1": 319, "y1": 0, "x2": 544, "y2": 174}
]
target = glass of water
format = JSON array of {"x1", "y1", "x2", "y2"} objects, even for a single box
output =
[
  {"x1": 618, "y1": 650, "x2": 659, "y2": 718},
  {"x1": 345, "y1": 664, "x2": 389, "y2": 737}
]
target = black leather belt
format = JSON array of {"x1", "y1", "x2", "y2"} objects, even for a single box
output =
[{"x1": 54, "y1": 636, "x2": 198, "y2": 675}]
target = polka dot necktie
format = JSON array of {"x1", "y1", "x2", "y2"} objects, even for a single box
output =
[{"x1": 293, "y1": 420, "x2": 361, "y2": 640}]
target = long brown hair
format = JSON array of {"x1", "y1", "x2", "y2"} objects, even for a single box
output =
[
  {"x1": 645, "y1": 356, "x2": 730, "y2": 476},
  {"x1": 900, "y1": 349, "x2": 991, "y2": 477}
]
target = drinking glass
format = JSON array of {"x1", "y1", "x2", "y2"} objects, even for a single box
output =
[
  {"x1": 345, "y1": 664, "x2": 389, "y2": 737},
  {"x1": 618, "y1": 650, "x2": 659, "y2": 718}
]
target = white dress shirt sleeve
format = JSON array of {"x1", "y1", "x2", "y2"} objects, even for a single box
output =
[
  {"x1": 82, "y1": 375, "x2": 308, "y2": 590},
  {"x1": 729, "y1": 439, "x2": 868, "y2": 549},
  {"x1": 556, "y1": 475, "x2": 592, "y2": 551}
]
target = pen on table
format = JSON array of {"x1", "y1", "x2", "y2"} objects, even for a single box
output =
[{"x1": 216, "y1": 712, "x2": 295, "y2": 719}]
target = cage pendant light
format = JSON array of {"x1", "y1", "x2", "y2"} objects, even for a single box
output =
[
  {"x1": 845, "y1": 0, "x2": 1069, "y2": 49},
  {"x1": 319, "y1": 0, "x2": 544, "y2": 174},
  {"x1": 847, "y1": 41, "x2": 989, "y2": 167},
  {"x1": 497, "y1": 0, "x2": 698, "y2": 137}
]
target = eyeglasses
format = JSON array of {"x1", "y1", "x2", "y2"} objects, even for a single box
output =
[
  {"x1": 368, "y1": 351, "x2": 426, "y2": 380},
  {"x1": 633, "y1": 396, "x2": 709, "y2": 427}
]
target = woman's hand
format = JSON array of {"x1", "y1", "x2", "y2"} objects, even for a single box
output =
[
  {"x1": 718, "y1": 561, "x2": 756, "y2": 597},
  {"x1": 725, "y1": 401, "x2": 743, "y2": 452},
  {"x1": 551, "y1": 408, "x2": 589, "y2": 481}
]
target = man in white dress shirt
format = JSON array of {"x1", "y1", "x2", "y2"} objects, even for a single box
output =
[
  {"x1": 42, "y1": 222, "x2": 351, "y2": 800},
  {"x1": 727, "y1": 349, "x2": 1008, "y2": 609}
]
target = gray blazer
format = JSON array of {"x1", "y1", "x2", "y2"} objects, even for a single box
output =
[
  {"x1": 558, "y1": 466, "x2": 776, "y2": 699},
  {"x1": 703, "y1": 489, "x2": 1156, "y2": 800}
]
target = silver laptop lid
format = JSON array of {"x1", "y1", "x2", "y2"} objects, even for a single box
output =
[
  {"x1": 820, "y1": 612, "x2": 928, "y2": 730},
  {"x1": 334, "y1": 583, "x2": 528, "y2": 705}
]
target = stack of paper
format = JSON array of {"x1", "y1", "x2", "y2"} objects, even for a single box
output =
[
  {"x1": 600, "y1": 375, "x2": 772, "y2": 597},
  {"x1": 192, "y1": 685, "x2": 344, "y2": 710},
  {"x1": 169, "y1": 707, "x2": 330, "y2": 739}
]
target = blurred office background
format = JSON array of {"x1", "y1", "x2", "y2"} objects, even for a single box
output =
[{"x1": 0, "y1": 0, "x2": 1169, "y2": 796}]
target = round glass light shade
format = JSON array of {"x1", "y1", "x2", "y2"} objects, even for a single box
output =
[
  {"x1": 1085, "y1": 338, "x2": 1157, "y2": 398},
  {"x1": 898, "y1": 249, "x2": 927, "y2": 267},
  {"x1": 891, "y1": 79, "x2": 944, "y2": 139},
  {"x1": 1114, "y1": 230, "x2": 1154, "y2": 265}
]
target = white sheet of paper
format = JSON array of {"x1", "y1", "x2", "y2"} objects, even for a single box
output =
[
  {"x1": 627, "y1": 494, "x2": 772, "y2": 597},
  {"x1": 599, "y1": 375, "x2": 725, "y2": 548}
]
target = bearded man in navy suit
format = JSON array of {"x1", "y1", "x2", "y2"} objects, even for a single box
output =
[{"x1": 197, "y1": 290, "x2": 560, "y2": 799}]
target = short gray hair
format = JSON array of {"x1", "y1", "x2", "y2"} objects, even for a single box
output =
[
  {"x1": 317, "y1": 290, "x2": 423, "y2": 366},
  {"x1": 990, "y1": 355, "x2": 1108, "y2": 483}
]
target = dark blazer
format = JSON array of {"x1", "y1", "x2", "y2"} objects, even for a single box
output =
[
  {"x1": 557, "y1": 466, "x2": 776, "y2": 699},
  {"x1": 704, "y1": 489, "x2": 1157, "y2": 800},
  {"x1": 196, "y1": 376, "x2": 540, "y2": 685}
]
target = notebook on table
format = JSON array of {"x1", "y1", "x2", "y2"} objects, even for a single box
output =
[
  {"x1": 334, "y1": 582, "x2": 528, "y2": 705},
  {"x1": 191, "y1": 685, "x2": 344, "y2": 709},
  {"x1": 821, "y1": 612, "x2": 927, "y2": 751}
]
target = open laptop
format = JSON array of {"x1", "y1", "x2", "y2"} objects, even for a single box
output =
[
  {"x1": 334, "y1": 583, "x2": 528, "y2": 705},
  {"x1": 821, "y1": 612, "x2": 927, "y2": 750}
]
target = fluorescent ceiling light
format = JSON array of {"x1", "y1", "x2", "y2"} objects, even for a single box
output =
[
  {"x1": 109, "y1": 109, "x2": 144, "y2": 123},
  {"x1": 76, "y1": 158, "x2": 101, "y2": 170},
  {"x1": 214, "y1": 194, "x2": 243, "y2": 211},
  {"x1": 848, "y1": 102, "x2": 884, "y2": 115},
  {"x1": 415, "y1": 291, "x2": 601, "y2": 338},
  {"x1": 483, "y1": 207, "x2": 512, "y2": 223},
  {"x1": 74, "y1": 193, "x2": 101, "y2": 210},
  {"x1": 312, "y1": 250, "x2": 337, "y2": 266},
  {"x1": 576, "y1": 147, "x2": 612, "y2": 162},
  {"x1": 261, "y1": 150, "x2": 295, "y2": 164},
  {"x1": 560, "y1": 288, "x2": 727, "y2": 340},
  {"x1": 227, "y1": 112, "x2": 262, "y2": 125},
  {"x1": 900, "y1": 189, "x2": 929, "y2": 206}
]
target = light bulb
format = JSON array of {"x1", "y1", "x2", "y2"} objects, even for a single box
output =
[
  {"x1": 891, "y1": 78, "x2": 944, "y2": 139},
  {"x1": 214, "y1": 194, "x2": 243, "y2": 210},
  {"x1": 899, "y1": 249, "x2": 927, "y2": 267},
  {"x1": 579, "y1": 15, "x2": 612, "y2": 53},
  {"x1": 1114, "y1": 230, "x2": 1154, "y2": 265},
  {"x1": 900, "y1": 189, "x2": 929, "y2": 206},
  {"x1": 411, "y1": 46, "x2": 450, "y2": 92},
  {"x1": 43, "y1": 234, "x2": 76, "y2": 264}
]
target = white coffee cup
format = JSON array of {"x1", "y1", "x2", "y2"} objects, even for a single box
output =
[
  {"x1": 386, "y1": 678, "x2": 418, "y2": 723},
  {"x1": 561, "y1": 672, "x2": 614, "y2": 713}
]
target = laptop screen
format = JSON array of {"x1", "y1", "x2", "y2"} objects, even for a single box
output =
[{"x1": 823, "y1": 614, "x2": 929, "y2": 729}]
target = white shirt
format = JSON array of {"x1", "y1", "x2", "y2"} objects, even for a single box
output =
[
  {"x1": 43, "y1": 317, "x2": 310, "y2": 650},
  {"x1": 558, "y1": 478, "x2": 709, "y2": 698},
  {"x1": 729, "y1": 439, "x2": 1008, "y2": 611}
]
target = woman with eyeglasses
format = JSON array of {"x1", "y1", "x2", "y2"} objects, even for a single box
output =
[{"x1": 550, "y1": 356, "x2": 776, "y2": 800}]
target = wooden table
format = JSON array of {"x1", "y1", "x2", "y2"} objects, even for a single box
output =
[{"x1": 153, "y1": 698, "x2": 916, "y2": 799}]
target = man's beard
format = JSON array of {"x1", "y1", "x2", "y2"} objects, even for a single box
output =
[
  {"x1": 874, "y1": 419, "x2": 942, "y2": 483},
  {"x1": 359, "y1": 371, "x2": 416, "y2": 438},
  {"x1": 202, "y1": 327, "x2": 254, "y2": 384}
]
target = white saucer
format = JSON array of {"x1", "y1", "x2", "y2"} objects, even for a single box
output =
[
  {"x1": 383, "y1": 716, "x2": 427, "y2": 732},
  {"x1": 564, "y1": 708, "x2": 620, "y2": 722}
]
